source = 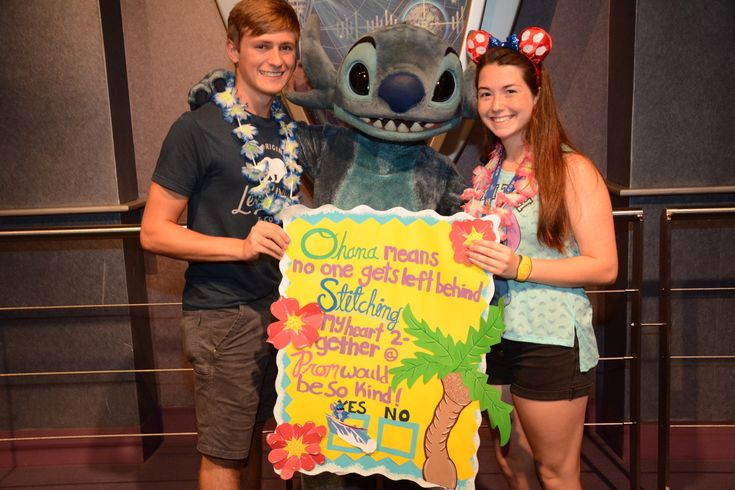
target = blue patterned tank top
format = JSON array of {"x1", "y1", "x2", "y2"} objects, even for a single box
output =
[{"x1": 491, "y1": 169, "x2": 599, "y2": 372}]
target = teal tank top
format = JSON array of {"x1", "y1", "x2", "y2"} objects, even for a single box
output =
[{"x1": 492, "y1": 169, "x2": 599, "y2": 372}]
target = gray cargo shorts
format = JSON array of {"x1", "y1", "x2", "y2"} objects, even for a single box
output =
[{"x1": 182, "y1": 296, "x2": 278, "y2": 460}]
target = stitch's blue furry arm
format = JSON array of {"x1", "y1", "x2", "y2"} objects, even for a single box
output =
[
  {"x1": 414, "y1": 147, "x2": 465, "y2": 216},
  {"x1": 294, "y1": 122, "x2": 325, "y2": 180},
  {"x1": 296, "y1": 123, "x2": 355, "y2": 206}
]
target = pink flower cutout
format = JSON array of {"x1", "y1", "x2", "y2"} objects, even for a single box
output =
[
  {"x1": 267, "y1": 297, "x2": 323, "y2": 349},
  {"x1": 267, "y1": 421, "x2": 327, "y2": 480},
  {"x1": 449, "y1": 219, "x2": 498, "y2": 265}
]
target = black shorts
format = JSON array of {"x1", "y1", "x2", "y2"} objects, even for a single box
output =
[
  {"x1": 182, "y1": 296, "x2": 278, "y2": 460},
  {"x1": 486, "y1": 337, "x2": 595, "y2": 401}
]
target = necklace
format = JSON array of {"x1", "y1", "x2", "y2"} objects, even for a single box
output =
[
  {"x1": 212, "y1": 75, "x2": 301, "y2": 224},
  {"x1": 460, "y1": 143, "x2": 538, "y2": 233}
]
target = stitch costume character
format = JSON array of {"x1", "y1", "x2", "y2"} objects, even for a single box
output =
[{"x1": 289, "y1": 15, "x2": 477, "y2": 213}]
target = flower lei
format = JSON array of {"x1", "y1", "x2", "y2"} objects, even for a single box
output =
[
  {"x1": 212, "y1": 75, "x2": 301, "y2": 224},
  {"x1": 460, "y1": 143, "x2": 538, "y2": 237}
]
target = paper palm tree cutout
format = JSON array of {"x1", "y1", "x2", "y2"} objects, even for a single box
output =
[{"x1": 390, "y1": 302, "x2": 512, "y2": 490}]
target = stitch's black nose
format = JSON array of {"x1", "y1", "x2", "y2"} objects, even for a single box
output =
[{"x1": 378, "y1": 72, "x2": 425, "y2": 113}]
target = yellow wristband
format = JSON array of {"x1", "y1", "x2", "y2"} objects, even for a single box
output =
[{"x1": 515, "y1": 255, "x2": 532, "y2": 282}]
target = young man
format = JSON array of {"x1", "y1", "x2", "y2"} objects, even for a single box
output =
[{"x1": 140, "y1": 1, "x2": 300, "y2": 488}]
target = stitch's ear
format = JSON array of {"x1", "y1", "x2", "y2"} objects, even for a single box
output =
[
  {"x1": 188, "y1": 69, "x2": 232, "y2": 110},
  {"x1": 285, "y1": 14, "x2": 336, "y2": 110},
  {"x1": 462, "y1": 63, "x2": 477, "y2": 119}
]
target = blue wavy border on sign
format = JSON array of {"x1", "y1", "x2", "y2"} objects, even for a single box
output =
[
  {"x1": 298, "y1": 210, "x2": 443, "y2": 227},
  {"x1": 315, "y1": 454, "x2": 472, "y2": 489}
]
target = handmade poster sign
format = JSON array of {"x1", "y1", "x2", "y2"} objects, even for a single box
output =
[{"x1": 266, "y1": 205, "x2": 512, "y2": 489}]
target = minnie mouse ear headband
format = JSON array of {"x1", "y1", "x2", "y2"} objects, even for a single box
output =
[{"x1": 466, "y1": 27, "x2": 552, "y2": 81}]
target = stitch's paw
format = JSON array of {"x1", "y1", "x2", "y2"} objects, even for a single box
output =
[{"x1": 188, "y1": 69, "x2": 231, "y2": 110}]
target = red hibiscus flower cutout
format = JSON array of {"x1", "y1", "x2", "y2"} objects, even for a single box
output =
[
  {"x1": 268, "y1": 297, "x2": 323, "y2": 349},
  {"x1": 449, "y1": 219, "x2": 497, "y2": 265},
  {"x1": 266, "y1": 421, "x2": 327, "y2": 480}
]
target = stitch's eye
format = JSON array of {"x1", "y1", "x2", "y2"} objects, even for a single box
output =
[
  {"x1": 349, "y1": 63, "x2": 370, "y2": 95},
  {"x1": 432, "y1": 70, "x2": 455, "y2": 102}
]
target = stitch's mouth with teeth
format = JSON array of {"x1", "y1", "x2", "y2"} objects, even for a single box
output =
[
  {"x1": 359, "y1": 117, "x2": 438, "y2": 133},
  {"x1": 334, "y1": 105, "x2": 458, "y2": 141}
]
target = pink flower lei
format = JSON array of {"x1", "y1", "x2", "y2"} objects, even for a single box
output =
[{"x1": 460, "y1": 144, "x2": 538, "y2": 236}]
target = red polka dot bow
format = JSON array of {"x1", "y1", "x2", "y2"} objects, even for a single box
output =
[{"x1": 466, "y1": 27, "x2": 553, "y2": 79}]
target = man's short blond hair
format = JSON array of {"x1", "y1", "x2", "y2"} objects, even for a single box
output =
[{"x1": 227, "y1": 0, "x2": 300, "y2": 47}]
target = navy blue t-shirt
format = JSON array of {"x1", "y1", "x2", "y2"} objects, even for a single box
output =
[{"x1": 153, "y1": 101, "x2": 291, "y2": 309}]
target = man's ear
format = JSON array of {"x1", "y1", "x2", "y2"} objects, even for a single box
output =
[{"x1": 225, "y1": 38, "x2": 239, "y2": 65}]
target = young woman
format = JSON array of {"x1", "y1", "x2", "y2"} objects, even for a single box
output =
[{"x1": 461, "y1": 28, "x2": 617, "y2": 490}]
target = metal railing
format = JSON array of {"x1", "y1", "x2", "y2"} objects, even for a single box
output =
[
  {"x1": 583, "y1": 208, "x2": 643, "y2": 490},
  {"x1": 0, "y1": 210, "x2": 644, "y2": 488},
  {"x1": 658, "y1": 206, "x2": 735, "y2": 490}
]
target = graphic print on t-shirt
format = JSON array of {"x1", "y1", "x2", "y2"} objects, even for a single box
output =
[
  {"x1": 254, "y1": 156, "x2": 287, "y2": 183},
  {"x1": 231, "y1": 151, "x2": 291, "y2": 219}
]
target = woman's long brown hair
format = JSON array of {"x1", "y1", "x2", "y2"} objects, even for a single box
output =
[{"x1": 476, "y1": 47, "x2": 577, "y2": 252}]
